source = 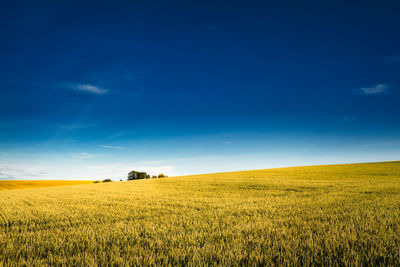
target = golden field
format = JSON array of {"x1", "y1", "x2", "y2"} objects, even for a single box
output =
[
  {"x1": 0, "y1": 180, "x2": 93, "y2": 190},
  {"x1": 0, "y1": 162, "x2": 399, "y2": 265}
]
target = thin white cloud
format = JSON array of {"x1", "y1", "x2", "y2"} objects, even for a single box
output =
[
  {"x1": 71, "y1": 84, "x2": 108, "y2": 95},
  {"x1": 341, "y1": 116, "x2": 356, "y2": 122},
  {"x1": 352, "y1": 84, "x2": 389, "y2": 95},
  {"x1": 59, "y1": 122, "x2": 96, "y2": 131},
  {"x1": 385, "y1": 53, "x2": 400, "y2": 63},
  {"x1": 0, "y1": 162, "x2": 175, "y2": 180},
  {"x1": 108, "y1": 131, "x2": 131, "y2": 139},
  {"x1": 100, "y1": 145, "x2": 123, "y2": 149},
  {"x1": 69, "y1": 152, "x2": 93, "y2": 159},
  {"x1": 0, "y1": 164, "x2": 47, "y2": 180},
  {"x1": 360, "y1": 140, "x2": 400, "y2": 147}
]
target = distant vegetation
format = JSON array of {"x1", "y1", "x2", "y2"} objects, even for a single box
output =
[
  {"x1": 127, "y1": 171, "x2": 148, "y2": 180},
  {"x1": 127, "y1": 170, "x2": 168, "y2": 180},
  {"x1": 102, "y1": 179, "x2": 112, "y2": 183},
  {"x1": 0, "y1": 162, "x2": 399, "y2": 265}
]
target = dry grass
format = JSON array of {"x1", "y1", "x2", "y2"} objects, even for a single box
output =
[
  {"x1": 0, "y1": 180, "x2": 93, "y2": 190},
  {"x1": 0, "y1": 161, "x2": 399, "y2": 265}
]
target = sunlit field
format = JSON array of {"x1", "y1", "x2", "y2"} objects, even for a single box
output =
[
  {"x1": 0, "y1": 180, "x2": 93, "y2": 190},
  {"x1": 0, "y1": 162, "x2": 399, "y2": 265}
]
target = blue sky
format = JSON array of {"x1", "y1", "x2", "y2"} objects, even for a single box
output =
[{"x1": 1, "y1": 1, "x2": 400, "y2": 179}]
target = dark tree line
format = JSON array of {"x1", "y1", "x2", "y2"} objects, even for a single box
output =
[{"x1": 127, "y1": 171, "x2": 167, "y2": 180}]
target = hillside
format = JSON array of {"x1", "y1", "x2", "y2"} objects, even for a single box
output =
[
  {"x1": 0, "y1": 180, "x2": 93, "y2": 190},
  {"x1": 0, "y1": 161, "x2": 399, "y2": 265}
]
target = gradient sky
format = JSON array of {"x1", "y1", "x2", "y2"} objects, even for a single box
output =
[{"x1": 1, "y1": 1, "x2": 400, "y2": 180}]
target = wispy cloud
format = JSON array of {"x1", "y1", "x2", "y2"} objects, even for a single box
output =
[
  {"x1": 352, "y1": 83, "x2": 389, "y2": 95},
  {"x1": 0, "y1": 162, "x2": 175, "y2": 180},
  {"x1": 0, "y1": 164, "x2": 47, "y2": 180},
  {"x1": 360, "y1": 140, "x2": 400, "y2": 147},
  {"x1": 108, "y1": 131, "x2": 132, "y2": 139},
  {"x1": 59, "y1": 122, "x2": 97, "y2": 131},
  {"x1": 385, "y1": 53, "x2": 400, "y2": 64},
  {"x1": 100, "y1": 145, "x2": 123, "y2": 149},
  {"x1": 71, "y1": 84, "x2": 108, "y2": 95},
  {"x1": 69, "y1": 152, "x2": 94, "y2": 159},
  {"x1": 341, "y1": 116, "x2": 356, "y2": 123}
]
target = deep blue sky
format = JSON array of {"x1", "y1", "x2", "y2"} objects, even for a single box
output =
[{"x1": 1, "y1": 1, "x2": 400, "y2": 179}]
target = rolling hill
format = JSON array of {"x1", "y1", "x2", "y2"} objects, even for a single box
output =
[{"x1": 0, "y1": 161, "x2": 399, "y2": 265}]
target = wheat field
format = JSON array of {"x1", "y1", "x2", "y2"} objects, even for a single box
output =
[
  {"x1": 0, "y1": 180, "x2": 93, "y2": 190},
  {"x1": 0, "y1": 162, "x2": 399, "y2": 265}
]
